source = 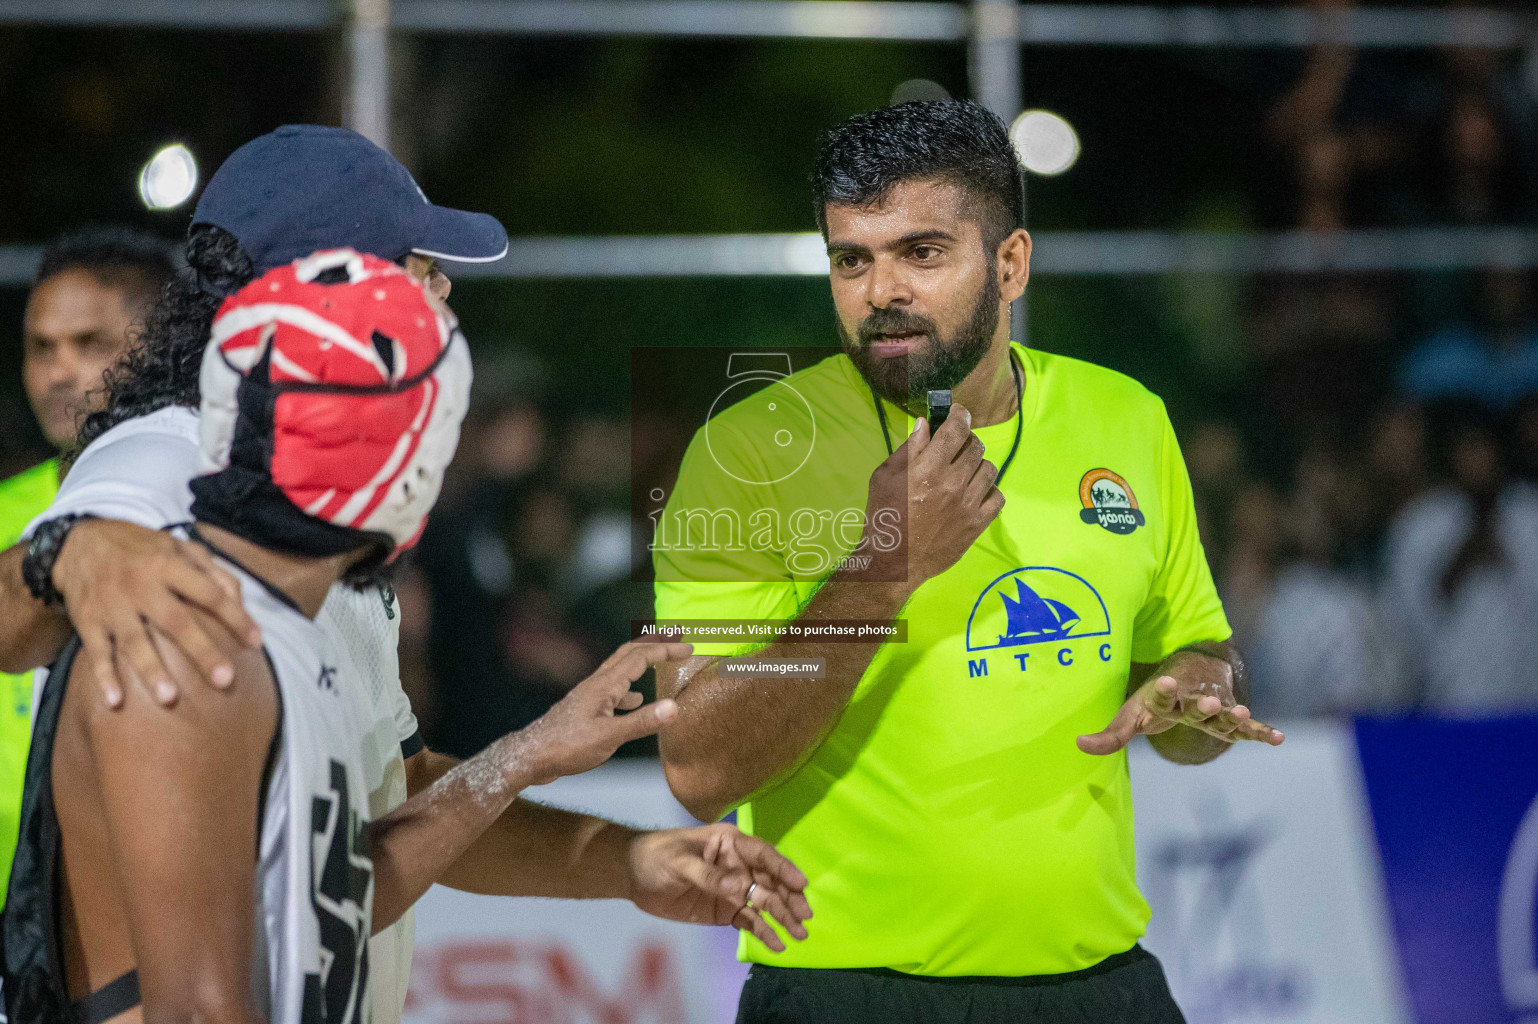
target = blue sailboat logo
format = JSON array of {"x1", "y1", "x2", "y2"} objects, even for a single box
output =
[
  {"x1": 997, "y1": 578, "x2": 1081, "y2": 646},
  {"x1": 964, "y1": 566, "x2": 1111, "y2": 652}
]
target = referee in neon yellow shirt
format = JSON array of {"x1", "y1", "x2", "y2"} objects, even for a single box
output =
[
  {"x1": 653, "y1": 101, "x2": 1285, "y2": 1022},
  {"x1": 0, "y1": 226, "x2": 174, "y2": 903}
]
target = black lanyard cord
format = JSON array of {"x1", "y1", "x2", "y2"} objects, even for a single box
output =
[{"x1": 869, "y1": 347, "x2": 1025, "y2": 486}]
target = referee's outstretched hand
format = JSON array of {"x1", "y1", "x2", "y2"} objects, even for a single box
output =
[
  {"x1": 1076, "y1": 647, "x2": 1285, "y2": 756},
  {"x1": 863, "y1": 404, "x2": 1004, "y2": 585}
]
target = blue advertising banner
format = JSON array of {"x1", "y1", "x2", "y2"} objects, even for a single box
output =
[{"x1": 1356, "y1": 716, "x2": 1538, "y2": 1024}]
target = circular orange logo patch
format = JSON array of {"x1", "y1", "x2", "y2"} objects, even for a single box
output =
[{"x1": 1079, "y1": 468, "x2": 1144, "y2": 534}]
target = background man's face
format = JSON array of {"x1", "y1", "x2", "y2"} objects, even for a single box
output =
[
  {"x1": 23, "y1": 268, "x2": 141, "y2": 449},
  {"x1": 825, "y1": 178, "x2": 1000, "y2": 408}
]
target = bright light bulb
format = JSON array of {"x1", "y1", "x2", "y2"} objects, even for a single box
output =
[
  {"x1": 1011, "y1": 110, "x2": 1080, "y2": 176},
  {"x1": 139, "y1": 144, "x2": 198, "y2": 209}
]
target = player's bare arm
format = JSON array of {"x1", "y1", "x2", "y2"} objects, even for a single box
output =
[
  {"x1": 403, "y1": 750, "x2": 812, "y2": 948},
  {"x1": 371, "y1": 640, "x2": 806, "y2": 950},
  {"x1": 1077, "y1": 638, "x2": 1285, "y2": 764},
  {"x1": 658, "y1": 407, "x2": 1003, "y2": 823},
  {"x1": 0, "y1": 543, "x2": 69, "y2": 673},
  {"x1": 0, "y1": 518, "x2": 261, "y2": 707},
  {"x1": 53, "y1": 596, "x2": 277, "y2": 1024}
]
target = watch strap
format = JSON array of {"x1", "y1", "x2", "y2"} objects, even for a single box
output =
[{"x1": 22, "y1": 513, "x2": 95, "y2": 607}]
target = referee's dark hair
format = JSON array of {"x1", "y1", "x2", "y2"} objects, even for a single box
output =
[
  {"x1": 811, "y1": 100, "x2": 1025, "y2": 251},
  {"x1": 33, "y1": 224, "x2": 178, "y2": 318}
]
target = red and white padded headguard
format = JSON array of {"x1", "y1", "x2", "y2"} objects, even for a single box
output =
[{"x1": 194, "y1": 248, "x2": 471, "y2": 560}]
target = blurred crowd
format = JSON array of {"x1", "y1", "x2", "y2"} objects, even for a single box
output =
[
  {"x1": 1216, "y1": 16, "x2": 1538, "y2": 718},
  {"x1": 1263, "y1": 2, "x2": 1538, "y2": 233},
  {"x1": 1193, "y1": 386, "x2": 1538, "y2": 718}
]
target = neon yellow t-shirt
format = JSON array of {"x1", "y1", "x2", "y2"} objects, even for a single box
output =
[
  {"x1": 653, "y1": 345, "x2": 1230, "y2": 977},
  {"x1": 0, "y1": 458, "x2": 57, "y2": 905}
]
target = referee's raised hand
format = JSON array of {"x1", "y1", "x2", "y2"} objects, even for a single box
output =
[{"x1": 863, "y1": 404, "x2": 1004, "y2": 586}]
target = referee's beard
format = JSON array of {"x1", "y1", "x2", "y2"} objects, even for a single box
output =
[{"x1": 838, "y1": 266, "x2": 1000, "y2": 411}]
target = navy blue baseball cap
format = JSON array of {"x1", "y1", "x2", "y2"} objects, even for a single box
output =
[{"x1": 193, "y1": 124, "x2": 508, "y2": 272}]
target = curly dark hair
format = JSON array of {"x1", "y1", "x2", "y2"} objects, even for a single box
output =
[
  {"x1": 73, "y1": 224, "x2": 254, "y2": 459},
  {"x1": 811, "y1": 100, "x2": 1025, "y2": 250}
]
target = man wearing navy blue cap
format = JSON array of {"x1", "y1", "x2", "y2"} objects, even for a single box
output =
[
  {"x1": 0, "y1": 126, "x2": 804, "y2": 1024},
  {"x1": 194, "y1": 124, "x2": 509, "y2": 273}
]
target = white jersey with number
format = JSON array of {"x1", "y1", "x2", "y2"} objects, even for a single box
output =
[
  {"x1": 26, "y1": 407, "x2": 419, "y2": 1023},
  {"x1": 225, "y1": 553, "x2": 377, "y2": 1024}
]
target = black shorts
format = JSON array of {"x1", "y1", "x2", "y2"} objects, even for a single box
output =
[{"x1": 735, "y1": 944, "x2": 1186, "y2": 1024}]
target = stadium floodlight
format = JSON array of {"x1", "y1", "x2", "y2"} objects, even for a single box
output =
[
  {"x1": 1011, "y1": 110, "x2": 1080, "y2": 176},
  {"x1": 139, "y1": 144, "x2": 198, "y2": 209}
]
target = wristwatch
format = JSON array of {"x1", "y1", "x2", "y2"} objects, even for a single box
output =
[{"x1": 22, "y1": 513, "x2": 96, "y2": 607}]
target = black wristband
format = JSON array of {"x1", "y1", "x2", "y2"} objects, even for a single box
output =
[{"x1": 22, "y1": 513, "x2": 96, "y2": 607}]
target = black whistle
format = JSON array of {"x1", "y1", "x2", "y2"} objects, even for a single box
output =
[{"x1": 927, "y1": 389, "x2": 952, "y2": 433}]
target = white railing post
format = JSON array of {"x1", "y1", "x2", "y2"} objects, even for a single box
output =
[
  {"x1": 969, "y1": 0, "x2": 1019, "y2": 120},
  {"x1": 970, "y1": 0, "x2": 1027, "y2": 341},
  {"x1": 347, "y1": 0, "x2": 391, "y2": 149}
]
